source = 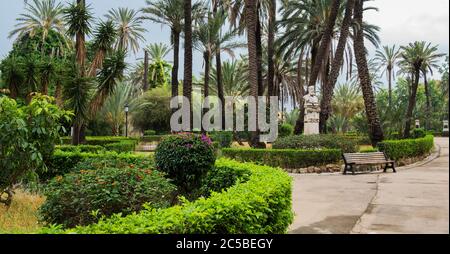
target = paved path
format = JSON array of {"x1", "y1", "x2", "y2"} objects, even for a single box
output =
[{"x1": 289, "y1": 137, "x2": 449, "y2": 234}]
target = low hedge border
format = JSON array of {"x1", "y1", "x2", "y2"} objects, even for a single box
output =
[
  {"x1": 377, "y1": 135, "x2": 434, "y2": 160},
  {"x1": 222, "y1": 148, "x2": 341, "y2": 169},
  {"x1": 40, "y1": 158, "x2": 293, "y2": 234},
  {"x1": 60, "y1": 136, "x2": 138, "y2": 152}
]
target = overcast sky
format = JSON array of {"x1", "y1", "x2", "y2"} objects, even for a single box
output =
[{"x1": 0, "y1": 0, "x2": 449, "y2": 81}]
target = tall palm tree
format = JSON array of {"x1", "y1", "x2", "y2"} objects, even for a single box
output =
[
  {"x1": 184, "y1": 0, "x2": 193, "y2": 129},
  {"x1": 375, "y1": 45, "x2": 401, "y2": 105},
  {"x1": 319, "y1": 0, "x2": 355, "y2": 133},
  {"x1": 143, "y1": 0, "x2": 185, "y2": 99},
  {"x1": 11, "y1": 0, "x2": 65, "y2": 42},
  {"x1": 39, "y1": 57, "x2": 56, "y2": 95},
  {"x1": 88, "y1": 20, "x2": 117, "y2": 77},
  {"x1": 400, "y1": 41, "x2": 444, "y2": 136},
  {"x1": 244, "y1": 0, "x2": 261, "y2": 147},
  {"x1": 353, "y1": 0, "x2": 384, "y2": 145},
  {"x1": 267, "y1": 0, "x2": 276, "y2": 97},
  {"x1": 105, "y1": 7, "x2": 147, "y2": 55},
  {"x1": 209, "y1": 59, "x2": 250, "y2": 100},
  {"x1": 64, "y1": 0, "x2": 92, "y2": 144}
]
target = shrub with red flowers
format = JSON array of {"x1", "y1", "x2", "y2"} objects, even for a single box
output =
[
  {"x1": 155, "y1": 133, "x2": 216, "y2": 194},
  {"x1": 39, "y1": 167, "x2": 176, "y2": 228}
]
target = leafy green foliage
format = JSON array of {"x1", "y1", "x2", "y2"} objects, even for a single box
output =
[
  {"x1": 155, "y1": 133, "x2": 216, "y2": 193},
  {"x1": 273, "y1": 134, "x2": 358, "y2": 153},
  {"x1": 144, "y1": 130, "x2": 156, "y2": 136},
  {"x1": 279, "y1": 123, "x2": 294, "y2": 138},
  {"x1": 41, "y1": 158, "x2": 293, "y2": 234},
  {"x1": 0, "y1": 95, "x2": 72, "y2": 205},
  {"x1": 39, "y1": 167, "x2": 176, "y2": 228},
  {"x1": 209, "y1": 131, "x2": 233, "y2": 148},
  {"x1": 413, "y1": 128, "x2": 426, "y2": 139},
  {"x1": 56, "y1": 145, "x2": 105, "y2": 153},
  {"x1": 377, "y1": 135, "x2": 434, "y2": 160},
  {"x1": 222, "y1": 148, "x2": 341, "y2": 169}
]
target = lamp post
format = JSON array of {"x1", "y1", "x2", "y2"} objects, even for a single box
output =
[{"x1": 125, "y1": 104, "x2": 129, "y2": 137}]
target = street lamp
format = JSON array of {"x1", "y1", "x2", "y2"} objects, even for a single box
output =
[{"x1": 124, "y1": 104, "x2": 129, "y2": 137}]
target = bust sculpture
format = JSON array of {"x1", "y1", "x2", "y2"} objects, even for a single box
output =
[{"x1": 303, "y1": 86, "x2": 320, "y2": 135}]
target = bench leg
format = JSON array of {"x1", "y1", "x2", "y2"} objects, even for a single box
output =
[
  {"x1": 343, "y1": 165, "x2": 348, "y2": 175},
  {"x1": 351, "y1": 165, "x2": 356, "y2": 175},
  {"x1": 384, "y1": 163, "x2": 396, "y2": 173}
]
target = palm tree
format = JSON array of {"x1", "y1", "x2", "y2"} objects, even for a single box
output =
[
  {"x1": 39, "y1": 57, "x2": 56, "y2": 95},
  {"x1": 105, "y1": 7, "x2": 147, "y2": 55},
  {"x1": 244, "y1": 0, "x2": 262, "y2": 147},
  {"x1": 353, "y1": 0, "x2": 384, "y2": 146},
  {"x1": 400, "y1": 41, "x2": 444, "y2": 136},
  {"x1": 267, "y1": 0, "x2": 276, "y2": 97},
  {"x1": 142, "y1": 0, "x2": 185, "y2": 99},
  {"x1": 209, "y1": 59, "x2": 250, "y2": 100},
  {"x1": 319, "y1": 0, "x2": 355, "y2": 133},
  {"x1": 184, "y1": 0, "x2": 193, "y2": 129},
  {"x1": 0, "y1": 56, "x2": 25, "y2": 99},
  {"x1": 10, "y1": 0, "x2": 65, "y2": 42},
  {"x1": 194, "y1": 12, "x2": 243, "y2": 101},
  {"x1": 375, "y1": 45, "x2": 401, "y2": 105},
  {"x1": 64, "y1": 0, "x2": 92, "y2": 75},
  {"x1": 88, "y1": 20, "x2": 117, "y2": 77},
  {"x1": 330, "y1": 82, "x2": 364, "y2": 132}
]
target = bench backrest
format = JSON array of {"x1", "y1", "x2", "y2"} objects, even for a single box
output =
[{"x1": 343, "y1": 152, "x2": 388, "y2": 164}]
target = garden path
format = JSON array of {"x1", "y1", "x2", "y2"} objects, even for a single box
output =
[{"x1": 289, "y1": 137, "x2": 449, "y2": 234}]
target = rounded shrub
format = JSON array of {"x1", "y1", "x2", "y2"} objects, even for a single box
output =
[
  {"x1": 155, "y1": 133, "x2": 216, "y2": 193},
  {"x1": 279, "y1": 123, "x2": 294, "y2": 138},
  {"x1": 144, "y1": 130, "x2": 157, "y2": 136},
  {"x1": 39, "y1": 167, "x2": 176, "y2": 228},
  {"x1": 413, "y1": 128, "x2": 426, "y2": 139}
]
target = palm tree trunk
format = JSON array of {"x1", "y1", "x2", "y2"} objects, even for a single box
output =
[
  {"x1": 256, "y1": 6, "x2": 264, "y2": 96},
  {"x1": 404, "y1": 68, "x2": 421, "y2": 138},
  {"x1": 143, "y1": 49, "x2": 149, "y2": 91},
  {"x1": 203, "y1": 50, "x2": 211, "y2": 132},
  {"x1": 212, "y1": 1, "x2": 225, "y2": 130},
  {"x1": 183, "y1": 0, "x2": 193, "y2": 129},
  {"x1": 307, "y1": 0, "x2": 340, "y2": 88},
  {"x1": 172, "y1": 30, "x2": 180, "y2": 99},
  {"x1": 388, "y1": 66, "x2": 392, "y2": 106},
  {"x1": 353, "y1": 0, "x2": 384, "y2": 146},
  {"x1": 423, "y1": 70, "x2": 431, "y2": 130},
  {"x1": 55, "y1": 81, "x2": 63, "y2": 107},
  {"x1": 319, "y1": 0, "x2": 354, "y2": 133},
  {"x1": 267, "y1": 0, "x2": 276, "y2": 97},
  {"x1": 245, "y1": 0, "x2": 260, "y2": 147}
]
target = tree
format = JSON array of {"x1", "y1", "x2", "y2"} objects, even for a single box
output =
[
  {"x1": 400, "y1": 41, "x2": 444, "y2": 137},
  {"x1": 105, "y1": 7, "x2": 147, "y2": 54},
  {"x1": 184, "y1": 0, "x2": 194, "y2": 129},
  {"x1": 267, "y1": 0, "x2": 276, "y2": 97},
  {"x1": 0, "y1": 56, "x2": 25, "y2": 99},
  {"x1": 375, "y1": 45, "x2": 401, "y2": 106},
  {"x1": 88, "y1": 20, "x2": 117, "y2": 77},
  {"x1": 319, "y1": 0, "x2": 355, "y2": 133},
  {"x1": 0, "y1": 95, "x2": 72, "y2": 206},
  {"x1": 353, "y1": 0, "x2": 384, "y2": 146},
  {"x1": 10, "y1": 0, "x2": 65, "y2": 42},
  {"x1": 209, "y1": 59, "x2": 250, "y2": 100}
]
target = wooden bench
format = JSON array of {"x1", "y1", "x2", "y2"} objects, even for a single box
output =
[{"x1": 342, "y1": 152, "x2": 396, "y2": 175}]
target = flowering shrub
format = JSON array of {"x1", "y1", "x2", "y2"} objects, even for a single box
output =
[
  {"x1": 39, "y1": 167, "x2": 176, "y2": 228},
  {"x1": 155, "y1": 133, "x2": 216, "y2": 193}
]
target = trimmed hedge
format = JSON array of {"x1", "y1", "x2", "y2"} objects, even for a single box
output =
[
  {"x1": 56, "y1": 145, "x2": 106, "y2": 154},
  {"x1": 60, "y1": 136, "x2": 138, "y2": 152},
  {"x1": 41, "y1": 151, "x2": 154, "y2": 181},
  {"x1": 377, "y1": 135, "x2": 434, "y2": 160},
  {"x1": 40, "y1": 158, "x2": 294, "y2": 234},
  {"x1": 222, "y1": 148, "x2": 341, "y2": 169},
  {"x1": 273, "y1": 134, "x2": 358, "y2": 153}
]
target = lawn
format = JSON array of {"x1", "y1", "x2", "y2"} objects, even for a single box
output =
[{"x1": 0, "y1": 189, "x2": 44, "y2": 234}]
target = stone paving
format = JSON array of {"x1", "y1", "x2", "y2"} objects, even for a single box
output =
[{"x1": 289, "y1": 137, "x2": 449, "y2": 234}]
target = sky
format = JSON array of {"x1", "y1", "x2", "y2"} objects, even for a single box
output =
[{"x1": 0, "y1": 0, "x2": 449, "y2": 81}]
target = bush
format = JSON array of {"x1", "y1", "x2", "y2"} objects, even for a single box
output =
[
  {"x1": 144, "y1": 130, "x2": 156, "y2": 136},
  {"x1": 413, "y1": 128, "x2": 426, "y2": 139},
  {"x1": 56, "y1": 145, "x2": 105, "y2": 154},
  {"x1": 359, "y1": 147, "x2": 379, "y2": 153},
  {"x1": 59, "y1": 136, "x2": 137, "y2": 152},
  {"x1": 209, "y1": 131, "x2": 233, "y2": 148},
  {"x1": 222, "y1": 148, "x2": 341, "y2": 169},
  {"x1": 279, "y1": 124, "x2": 294, "y2": 138},
  {"x1": 42, "y1": 151, "x2": 154, "y2": 181},
  {"x1": 104, "y1": 140, "x2": 136, "y2": 153},
  {"x1": 377, "y1": 135, "x2": 434, "y2": 160},
  {"x1": 155, "y1": 133, "x2": 216, "y2": 193},
  {"x1": 41, "y1": 158, "x2": 293, "y2": 234},
  {"x1": 273, "y1": 134, "x2": 358, "y2": 153},
  {"x1": 39, "y1": 167, "x2": 176, "y2": 228}
]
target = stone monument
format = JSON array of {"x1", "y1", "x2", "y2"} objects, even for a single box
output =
[{"x1": 303, "y1": 86, "x2": 320, "y2": 135}]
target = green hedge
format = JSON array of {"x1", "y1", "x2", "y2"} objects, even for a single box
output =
[
  {"x1": 40, "y1": 158, "x2": 293, "y2": 234},
  {"x1": 56, "y1": 145, "x2": 106, "y2": 153},
  {"x1": 41, "y1": 151, "x2": 153, "y2": 181},
  {"x1": 222, "y1": 148, "x2": 341, "y2": 169},
  {"x1": 273, "y1": 134, "x2": 358, "y2": 153},
  {"x1": 60, "y1": 136, "x2": 138, "y2": 152},
  {"x1": 377, "y1": 135, "x2": 434, "y2": 160}
]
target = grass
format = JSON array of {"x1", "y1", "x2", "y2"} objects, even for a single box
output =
[{"x1": 0, "y1": 189, "x2": 44, "y2": 234}]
